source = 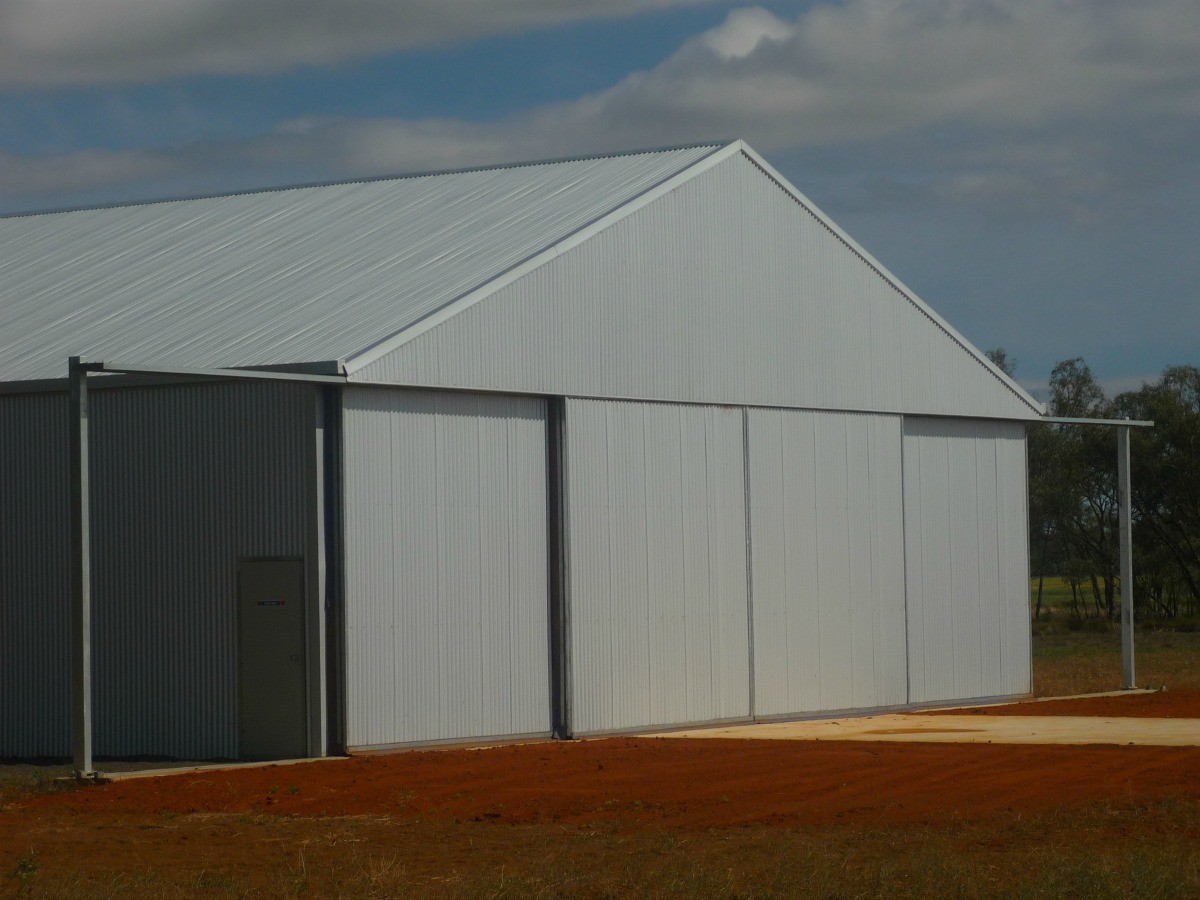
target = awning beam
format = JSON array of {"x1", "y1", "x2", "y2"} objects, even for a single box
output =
[{"x1": 95, "y1": 361, "x2": 347, "y2": 383}]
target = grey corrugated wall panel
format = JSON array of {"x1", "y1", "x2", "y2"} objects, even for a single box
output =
[
  {"x1": 356, "y1": 151, "x2": 1038, "y2": 421},
  {"x1": 0, "y1": 382, "x2": 313, "y2": 759},
  {"x1": 902, "y1": 418, "x2": 1031, "y2": 703},
  {"x1": 341, "y1": 387, "x2": 550, "y2": 748},
  {"x1": 747, "y1": 409, "x2": 907, "y2": 717},
  {"x1": 0, "y1": 393, "x2": 70, "y2": 757},
  {"x1": 89, "y1": 382, "x2": 313, "y2": 758},
  {"x1": 0, "y1": 146, "x2": 719, "y2": 383},
  {"x1": 566, "y1": 399, "x2": 750, "y2": 734}
]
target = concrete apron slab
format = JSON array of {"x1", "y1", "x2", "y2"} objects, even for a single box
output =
[
  {"x1": 97, "y1": 756, "x2": 348, "y2": 783},
  {"x1": 644, "y1": 714, "x2": 1200, "y2": 747}
]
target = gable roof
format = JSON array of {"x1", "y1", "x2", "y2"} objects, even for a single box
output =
[
  {"x1": 0, "y1": 140, "x2": 1041, "y2": 417},
  {"x1": 0, "y1": 143, "x2": 722, "y2": 383}
]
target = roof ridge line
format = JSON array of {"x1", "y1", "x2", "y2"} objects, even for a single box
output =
[{"x1": 0, "y1": 140, "x2": 731, "y2": 220}]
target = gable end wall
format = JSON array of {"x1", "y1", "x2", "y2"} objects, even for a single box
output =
[{"x1": 353, "y1": 152, "x2": 1036, "y2": 421}]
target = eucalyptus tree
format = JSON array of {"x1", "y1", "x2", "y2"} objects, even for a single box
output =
[{"x1": 1116, "y1": 366, "x2": 1200, "y2": 617}]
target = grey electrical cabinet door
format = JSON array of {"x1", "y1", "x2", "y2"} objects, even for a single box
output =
[{"x1": 238, "y1": 558, "x2": 307, "y2": 760}]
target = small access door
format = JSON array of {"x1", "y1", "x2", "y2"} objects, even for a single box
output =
[{"x1": 238, "y1": 558, "x2": 307, "y2": 759}]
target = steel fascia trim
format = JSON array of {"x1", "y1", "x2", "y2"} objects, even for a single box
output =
[{"x1": 339, "y1": 379, "x2": 1046, "y2": 424}]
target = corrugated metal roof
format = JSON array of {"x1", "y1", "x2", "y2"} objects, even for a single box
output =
[{"x1": 0, "y1": 144, "x2": 723, "y2": 383}]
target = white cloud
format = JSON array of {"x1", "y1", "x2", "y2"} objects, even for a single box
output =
[
  {"x1": 590, "y1": 0, "x2": 1200, "y2": 147},
  {"x1": 4, "y1": 0, "x2": 1200, "y2": 222},
  {"x1": 0, "y1": 0, "x2": 713, "y2": 87},
  {"x1": 700, "y1": 7, "x2": 793, "y2": 60},
  {"x1": 321, "y1": 0, "x2": 1200, "y2": 221}
]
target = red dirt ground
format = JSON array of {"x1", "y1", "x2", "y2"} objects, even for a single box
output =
[
  {"x1": 9, "y1": 692, "x2": 1196, "y2": 833},
  {"x1": 7, "y1": 695, "x2": 1200, "y2": 894},
  {"x1": 927, "y1": 688, "x2": 1200, "y2": 718},
  {"x1": 19, "y1": 734, "x2": 1200, "y2": 829}
]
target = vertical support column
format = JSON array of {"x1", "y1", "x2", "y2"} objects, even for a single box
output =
[
  {"x1": 1117, "y1": 424, "x2": 1136, "y2": 689},
  {"x1": 68, "y1": 356, "x2": 94, "y2": 775},
  {"x1": 307, "y1": 387, "x2": 329, "y2": 757},
  {"x1": 547, "y1": 397, "x2": 572, "y2": 739},
  {"x1": 321, "y1": 385, "x2": 347, "y2": 756},
  {"x1": 741, "y1": 407, "x2": 756, "y2": 719}
]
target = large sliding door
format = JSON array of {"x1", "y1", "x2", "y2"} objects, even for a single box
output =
[
  {"x1": 566, "y1": 399, "x2": 750, "y2": 734},
  {"x1": 747, "y1": 409, "x2": 908, "y2": 716},
  {"x1": 338, "y1": 389, "x2": 1030, "y2": 749},
  {"x1": 342, "y1": 388, "x2": 550, "y2": 748},
  {"x1": 902, "y1": 418, "x2": 1030, "y2": 703}
]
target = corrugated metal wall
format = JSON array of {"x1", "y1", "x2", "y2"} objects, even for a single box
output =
[
  {"x1": 748, "y1": 409, "x2": 908, "y2": 716},
  {"x1": 0, "y1": 381, "x2": 314, "y2": 759},
  {"x1": 4, "y1": 383, "x2": 1031, "y2": 757},
  {"x1": 566, "y1": 399, "x2": 750, "y2": 734},
  {"x1": 0, "y1": 393, "x2": 71, "y2": 757},
  {"x1": 902, "y1": 418, "x2": 1031, "y2": 702},
  {"x1": 90, "y1": 382, "x2": 314, "y2": 758},
  {"x1": 342, "y1": 387, "x2": 550, "y2": 748},
  {"x1": 356, "y1": 152, "x2": 1036, "y2": 422}
]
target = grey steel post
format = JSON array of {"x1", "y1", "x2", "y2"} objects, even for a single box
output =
[
  {"x1": 547, "y1": 397, "x2": 572, "y2": 739},
  {"x1": 741, "y1": 407, "x2": 756, "y2": 719},
  {"x1": 1117, "y1": 423, "x2": 1135, "y2": 689},
  {"x1": 68, "y1": 356, "x2": 94, "y2": 775}
]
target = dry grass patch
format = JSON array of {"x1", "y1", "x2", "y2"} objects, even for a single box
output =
[
  {"x1": 5, "y1": 801, "x2": 1200, "y2": 898},
  {"x1": 1033, "y1": 629, "x2": 1200, "y2": 696}
]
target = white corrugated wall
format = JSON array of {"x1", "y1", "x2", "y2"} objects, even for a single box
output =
[
  {"x1": 903, "y1": 418, "x2": 1031, "y2": 702},
  {"x1": 342, "y1": 387, "x2": 550, "y2": 748},
  {"x1": 0, "y1": 382, "x2": 315, "y2": 759},
  {"x1": 747, "y1": 409, "x2": 908, "y2": 716},
  {"x1": 566, "y1": 399, "x2": 750, "y2": 734}
]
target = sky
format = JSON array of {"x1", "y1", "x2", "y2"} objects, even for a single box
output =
[{"x1": 2, "y1": 0, "x2": 1197, "y2": 400}]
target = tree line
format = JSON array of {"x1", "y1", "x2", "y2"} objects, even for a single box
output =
[{"x1": 987, "y1": 352, "x2": 1200, "y2": 622}]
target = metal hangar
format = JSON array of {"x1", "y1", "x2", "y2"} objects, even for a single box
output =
[{"x1": 0, "y1": 140, "x2": 1043, "y2": 764}]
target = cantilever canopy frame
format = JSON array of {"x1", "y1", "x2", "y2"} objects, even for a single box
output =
[{"x1": 1040, "y1": 415, "x2": 1154, "y2": 691}]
